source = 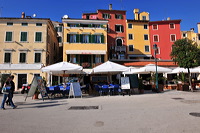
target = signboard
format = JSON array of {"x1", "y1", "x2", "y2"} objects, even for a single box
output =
[
  {"x1": 121, "y1": 77, "x2": 130, "y2": 90},
  {"x1": 36, "y1": 76, "x2": 47, "y2": 100},
  {"x1": 68, "y1": 82, "x2": 82, "y2": 98},
  {"x1": 25, "y1": 76, "x2": 47, "y2": 101}
]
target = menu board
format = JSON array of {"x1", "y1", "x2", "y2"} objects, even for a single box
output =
[
  {"x1": 68, "y1": 82, "x2": 82, "y2": 98},
  {"x1": 121, "y1": 77, "x2": 130, "y2": 90}
]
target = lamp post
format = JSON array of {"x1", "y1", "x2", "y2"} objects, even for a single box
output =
[{"x1": 153, "y1": 44, "x2": 158, "y2": 90}]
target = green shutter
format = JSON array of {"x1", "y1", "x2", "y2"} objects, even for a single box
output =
[
  {"x1": 101, "y1": 35, "x2": 104, "y2": 43},
  {"x1": 76, "y1": 34, "x2": 79, "y2": 42},
  {"x1": 80, "y1": 34, "x2": 83, "y2": 43},
  {"x1": 92, "y1": 35, "x2": 95, "y2": 43},
  {"x1": 76, "y1": 55, "x2": 79, "y2": 63},
  {"x1": 89, "y1": 35, "x2": 92, "y2": 43}
]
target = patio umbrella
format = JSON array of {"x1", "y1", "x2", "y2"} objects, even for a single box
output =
[
  {"x1": 41, "y1": 61, "x2": 83, "y2": 76},
  {"x1": 132, "y1": 64, "x2": 172, "y2": 74},
  {"x1": 92, "y1": 61, "x2": 129, "y2": 74},
  {"x1": 169, "y1": 67, "x2": 200, "y2": 74},
  {"x1": 92, "y1": 61, "x2": 129, "y2": 82}
]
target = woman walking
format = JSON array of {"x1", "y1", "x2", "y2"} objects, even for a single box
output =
[{"x1": 1, "y1": 76, "x2": 17, "y2": 110}]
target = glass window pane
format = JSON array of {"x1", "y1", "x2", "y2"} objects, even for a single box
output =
[
  {"x1": 4, "y1": 53, "x2": 11, "y2": 63},
  {"x1": 35, "y1": 32, "x2": 42, "y2": 42},
  {"x1": 35, "y1": 53, "x2": 41, "y2": 63},
  {"x1": 6, "y1": 32, "x2": 12, "y2": 41}
]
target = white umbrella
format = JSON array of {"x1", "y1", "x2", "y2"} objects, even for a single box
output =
[
  {"x1": 132, "y1": 64, "x2": 172, "y2": 74},
  {"x1": 41, "y1": 61, "x2": 83, "y2": 75},
  {"x1": 92, "y1": 61, "x2": 129, "y2": 74},
  {"x1": 169, "y1": 67, "x2": 200, "y2": 73}
]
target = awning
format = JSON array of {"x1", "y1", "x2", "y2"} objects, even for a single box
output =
[{"x1": 66, "y1": 50, "x2": 106, "y2": 55}]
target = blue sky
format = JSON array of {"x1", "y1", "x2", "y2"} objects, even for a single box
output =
[{"x1": 1, "y1": 0, "x2": 200, "y2": 32}]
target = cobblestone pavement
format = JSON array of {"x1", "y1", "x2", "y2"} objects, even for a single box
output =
[{"x1": 0, "y1": 90, "x2": 200, "y2": 133}]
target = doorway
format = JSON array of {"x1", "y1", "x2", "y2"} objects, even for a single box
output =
[{"x1": 18, "y1": 74, "x2": 27, "y2": 88}]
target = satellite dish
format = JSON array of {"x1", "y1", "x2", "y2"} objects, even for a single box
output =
[
  {"x1": 33, "y1": 14, "x2": 37, "y2": 18},
  {"x1": 62, "y1": 15, "x2": 69, "y2": 19}
]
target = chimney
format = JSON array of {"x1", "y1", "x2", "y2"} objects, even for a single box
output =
[
  {"x1": 133, "y1": 9, "x2": 139, "y2": 20},
  {"x1": 190, "y1": 28, "x2": 194, "y2": 31},
  {"x1": 167, "y1": 17, "x2": 170, "y2": 20},
  {"x1": 21, "y1": 12, "x2": 25, "y2": 18},
  {"x1": 109, "y1": 4, "x2": 112, "y2": 10}
]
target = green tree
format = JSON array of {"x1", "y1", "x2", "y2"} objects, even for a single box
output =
[{"x1": 171, "y1": 38, "x2": 200, "y2": 91}]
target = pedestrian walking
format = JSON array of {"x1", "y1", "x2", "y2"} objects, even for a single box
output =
[
  {"x1": 1, "y1": 76, "x2": 17, "y2": 110},
  {"x1": 6, "y1": 75, "x2": 15, "y2": 106}
]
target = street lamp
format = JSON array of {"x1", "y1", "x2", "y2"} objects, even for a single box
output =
[{"x1": 153, "y1": 44, "x2": 158, "y2": 91}]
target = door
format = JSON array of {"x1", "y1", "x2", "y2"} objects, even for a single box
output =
[{"x1": 18, "y1": 74, "x2": 27, "y2": 88}]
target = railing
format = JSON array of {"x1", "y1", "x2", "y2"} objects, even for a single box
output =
[{"x1": 115, "y1": 46, "x2": 126, "y2": 52}]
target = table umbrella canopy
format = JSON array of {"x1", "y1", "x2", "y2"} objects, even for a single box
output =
[
  {"x1": 131, "y1": 64, "x2": 172, "y2": 74},
  {"x1": 169, "y1": 67, "x2": 200, "y2": 73},
  {"x1": 41, "y1": 62, "x2": 83, "y2": 75},
  {"x1": 92, "y1": 61, "x2": 129, "y2": 74}
]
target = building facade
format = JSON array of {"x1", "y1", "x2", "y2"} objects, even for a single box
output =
[
  {"x1": 149, "y1": 19, "x2": 181, "y2": 60},
  {"x1": 0, "y1": 14, "x2": 59, "y2": 89},
  {"x1": 62, "y1": 18, "x2": 108, "y2": 68},
  {"x1": 82, "y1": 4, "x2": 127, "y2": 60},
  {"x1": 126, "y1": 9, "x2": 151, "y2": 60}
]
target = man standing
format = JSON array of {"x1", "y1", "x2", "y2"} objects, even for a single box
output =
[{"x1": 6, "y1": 75, "x2": 15, "y2": 106}]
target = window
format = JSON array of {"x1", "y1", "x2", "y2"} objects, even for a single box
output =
[
  {"x1": 7, "y1": 22, "x2": 13, "y2": 26},
  {"x1": 35, "y1": 53, "x2": 41, "y2": 63},
  {"x1": 56, "y1": 26, "x2": 62, "y2": 32},
  {"x1": 152, "y1": 24, "x2": 158, "y2": 30},
  {"x1": 36, "y1": 23, "x2": 42, "y2": 26},
  {"x1": 144, "y1": 34, "x2": 148, "y2": 40},
  {"x1": 94, "y1": 35, "x2": 101, "y2": 43},
  {"x1": 35, "y1": 32, "x2": 42, "y2": 42},
  {"x1": 153, "y1": 35, "x2": 159, "y2": 42},
  {"x1": 129, "y1": 45, "x2": 134, "y2": 52},
  {"x1": 115, "y1": 25, "x2": 124, "y2": 32},
  {"x1": 83, "y1": 34, "x2": 89, "y2": 43},
  {"x1": 115, "y1": 14, "x2": 123, "y2": 19},
  {"x1": 21, "y1": 23, "x2": 28, "y2": 26},
  {"x1": 145, "y1": 45, "x2": 150, "y2": 52},
  {"x1": 169, "y1": 23, "x2": 175, "y2": 29},
  {"x1": 58, "y1": 36, "x2": 62, "y2": 43},
  {"x1": 183, "y1": 33, "x2": 187, "y2": 38},
  {"x1": 128, "y1": 34, "x2": 133, "y2": 40},
  {"x1": 4, "y1": 53, "x2": 11, "y2": 63},
  {"x1": 69, "y1": 34, "x2": 77, "y2": 43},
  {"x1": 116, "y1": 38, "x2": 123, "y2": 46},
  {"x1": 144, "y1": 24, "x2": 148, "y2": 29},
  {"x1": 128, "y1": 23, "x2": 132, "y2": 29},
  {"x1": 19, "y1": 53, "x2": 26, "y2": 63},
  {"x1": 20, "y1": 32, "x2": 28, "y2": 42},
  {"x1": 170, "y1": 34, "x2": 176, "y2": 42},
  {"x1": 5, "y1": 32, "x2": 13, "y2": 42},
  {"x1": 102, "y1": 13, "x2": 111, "y2": 19},
  {"x1": 198, "y1": 34, "x2": 200, "y2": 40},
  {"x1": 142, "y1": 16, "x2": 146, "y2": 20}
]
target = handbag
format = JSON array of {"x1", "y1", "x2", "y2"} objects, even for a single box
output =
[{"x1": 1, "y1": 85, "x2": 11, "y2": 94}]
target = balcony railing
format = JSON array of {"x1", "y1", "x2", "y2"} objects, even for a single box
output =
[{"x1": 115, "y1": 46, "x2": 126, "y2": 52}]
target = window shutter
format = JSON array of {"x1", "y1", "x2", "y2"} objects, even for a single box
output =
[
  {"x1": 92, "y1": 35, "x2": 95, "y2": 43},
  {"x1": 101, "y1": 35, "x2": 104, "y2": 43},
  {"x1": 76, "y1": 55, "x2": 79, "y2": 63},
  {"x1": 122, "y1": 25, "x2": 124, "y2": 32},
  {"x1": 121, "y1": 15, "x2": 123, "y2": 19},
  {"x1": 76, "y1": 34, "x2": 79, "y2": 42},
  {"x1": 67, "y1": 34, "x2": 70, "y2": 42},
  {"x1": 93, "y1": 55, "x2": 95, "y2": 63},
  {"x1": 89, "y1": 35, "x2": 92, "y2": 43},
  {"x1": 109, "y1": 14, "x2": 111, "y2": 19},
  {"x1": 115, "y1": 25, "x2": 117, "y2": 31},
  {"x1": 80, "y1": 34, "x2": 83, "y2": 43}
]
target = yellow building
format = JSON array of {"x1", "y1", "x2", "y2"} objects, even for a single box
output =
[
  {"x1": 62, "y1": 18, "x2": 108, "y2": 68},
  {"x1": 0, "y1": 13, "x2": 59, "y2": 90},
  {"x1": 126, "y1": 9, "x2": 151, "y2": 59}
]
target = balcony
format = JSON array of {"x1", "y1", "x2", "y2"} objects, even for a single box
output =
[{"x1": 115, "y1": 46, "x2": 126, "y2": 52}]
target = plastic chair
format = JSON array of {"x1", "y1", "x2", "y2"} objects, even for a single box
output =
[{"x1": 101, "y1": 85, "x2": 110, "y2": 95}]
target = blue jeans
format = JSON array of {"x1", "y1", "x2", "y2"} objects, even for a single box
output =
[{"x1": 1, "y1": 93, "x2": 15, "y2": 108}]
